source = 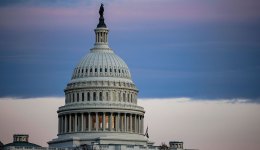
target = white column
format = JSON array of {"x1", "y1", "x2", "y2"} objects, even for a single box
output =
[
  {"x1": 126, "y1": 115, "x2": 129, "y2": 132},
  {"x1": 109, "y1": 113, "x2": 113, "y2": 131},
  {"x1": 65, "y1": 115, "x2": 68, "y2": 133},
  {"x1": 58, "y1": 116, "x2": 61, "y2": 134},
  {"x1": 134, "y1": 114, "x2": 137, "y2": 133},
  {"x1": 139, "y1": 116, "x2": 141, "y2": 134},
  {"x1": 88, "y1": 113, "x2": 91, "y2": 131},
  {"x1": 124, "y1": 113, "x2": 127, "y2": 132},
  {"x1": 96, "y1": 112, "x2": 98, "y2": 131},
  {"x1": 105, "y1": 32, "x2": 107, "y2": 43},
  {"x1": 137, "y1": 115, "x2": 139, "y2": 134},
  {"x1": 103, "y1": 112, "x2": 105, "y2": 131},
  {"x1": 69, "y1": 114, "x2": 71, "y2": 132},
  {"x1": 61, "y1": 116, "x2": 64, "y2": 133},
  {"x1": 130, "y1": 114, "x2": 132, "y2": 132},
  {"x1": 140, "y1": 116, "x2": 143, "y2": 134},
  {"x1": 116, "y1": 113, "x2": 120, "y2": 131},
  {"x1": 81, "y1": 113, "x2": 84, "y2": 132},
  {"x1": 75, "y1": 114, "x2": 78, "y2": 132}
]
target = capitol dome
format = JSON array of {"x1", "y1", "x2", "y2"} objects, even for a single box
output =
[
  {"x1": 49, "y1": 4, "x2": 147, "y2": 148},
  {"x1": 71, "y1": 50, "x2": 132, "y2": 82}
]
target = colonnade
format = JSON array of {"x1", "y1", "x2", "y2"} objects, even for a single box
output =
[
  {"x1": 96, "y1": 31, "x2": 108, "y2": 43},
  {"x1": 58, "y1": 112, "x2": 144, "y2": 135}
]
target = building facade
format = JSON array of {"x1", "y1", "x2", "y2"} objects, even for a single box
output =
[
  {"x1": 3, "y1": 134, "x2": 41, "y2": 150},
  {"x1": 48, "y1": 4, "x2": 148, "y2": 149}
]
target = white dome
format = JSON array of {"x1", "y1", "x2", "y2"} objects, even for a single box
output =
[{"x1": 71, "y1": 50, "x2": 131, "y2": 81}]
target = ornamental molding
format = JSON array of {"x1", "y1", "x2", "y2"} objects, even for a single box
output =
[{"x1": 58, "y1": 102, "x2": 145, "y2": 113}]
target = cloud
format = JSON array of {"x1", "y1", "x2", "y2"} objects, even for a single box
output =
[
  {"x1": 0, "y1": 97, "x2": 260, "y2": 150},
  {"x1": 1, "y1": 0, "x2": 259, "y2": 31}
]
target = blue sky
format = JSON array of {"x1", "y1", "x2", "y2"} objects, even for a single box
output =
[{"x1": 0, "y1": 0, "x2": 260, "y2": 101}]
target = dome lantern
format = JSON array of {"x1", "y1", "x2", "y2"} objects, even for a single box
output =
[{"x1": 94, "y1": 3, "x2": 109, "y2": 49}]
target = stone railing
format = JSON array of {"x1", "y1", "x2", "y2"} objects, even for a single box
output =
[{"x1": 58, "y1": 101, "x2": 145, "y2": 112}]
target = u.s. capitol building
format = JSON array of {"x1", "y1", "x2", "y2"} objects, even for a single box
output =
[
  {"x1": 2, "y1": 4, "x2": 197, "y2": 150},
  {"x1": 48, "y1": 4, "x2": 150, "y2": 150}
]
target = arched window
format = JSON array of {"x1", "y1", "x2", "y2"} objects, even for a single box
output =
[
  {"x1": 87, "y1": 92, "x2": 90, "y2": 101},
  {"x1": 118, "y1": 92, "x2": 121, "y2": 101},
  {"x1": 106, "y1": 92, "x2": 109, "y2": 101},
  {"x1": 93, "y1": 92, "x2": 96, "y2": 101},
  {"x1": 99, "y1": 92, "x2": 102, "y2": 101},
  {"x1": 123, "y1": 93, "x2": 125, "y2": 102},
  {"x1": 113, "y1": 92, "x2": 116, "y2": 101},
  {"x1": 82, "y1": 93, "x2": 84, "y2": 101}
]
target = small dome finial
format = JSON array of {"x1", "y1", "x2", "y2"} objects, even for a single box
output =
[{"x1": 97, "y1": 3, "x2": 107, "y2": 28}]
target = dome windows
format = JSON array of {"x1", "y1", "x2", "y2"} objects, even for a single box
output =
[
  {"x1": 66, "y1": 89, "x2": 137, "y2": 104},
  {"x1": 87, "y1": 92, "x2": 90, "y2": 101},
  {"x1": 82, "y1": 93, "x2": 84, "y2": 101},
  {"x1": 99, "y1": 92, "x2": 102, "y2": 101},
  {"x1": 93, "y1": 92, "x2": 96, "y2": 101}
]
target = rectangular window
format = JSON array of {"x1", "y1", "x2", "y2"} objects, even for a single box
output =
[
  {"x1": 82, "y1": 93, "x2": 84, "y2": 101},
  {"x1": 77, "y1": 93, "x2": 79, "y2": 102}
]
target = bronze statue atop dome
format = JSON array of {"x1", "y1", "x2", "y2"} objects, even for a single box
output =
[
  {"x1": 99, "y1": 3, "x2": 104, "y2": 17},
  {"x1": 97, "y1": 3, "x2": 107, "y2": 28}
]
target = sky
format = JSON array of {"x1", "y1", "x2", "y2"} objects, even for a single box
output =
[
  {"x1": 0, "y1": 1, "x2": 260, "y2": 150},
  {"x1": 0, "y1": 97, "x2": 260, "y2": 150},
  {"x1": 0, "y1": 0, "x2": 259, "y2": 101}
]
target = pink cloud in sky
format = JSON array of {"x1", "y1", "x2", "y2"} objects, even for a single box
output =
[
  {"x1": 0, "y1": 0, "x2": 259, "y2": 31},
  {"x1": 0, "y1": 97, "x2": 260, "y2": 150}
]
